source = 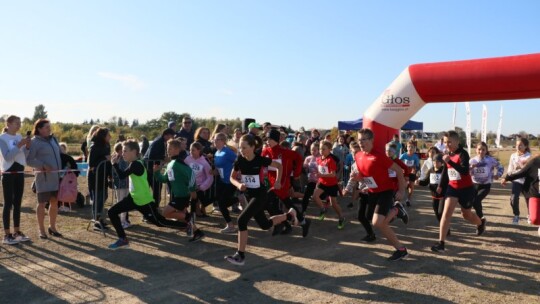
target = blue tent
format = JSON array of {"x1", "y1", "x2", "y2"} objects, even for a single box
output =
[{"x1": 338, "y1": 118, "x2": 423, "y2": 131}]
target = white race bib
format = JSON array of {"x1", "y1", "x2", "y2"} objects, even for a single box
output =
[
  {"x1": 318, "y1": 165, "x2": 329, "y2": 174},
  {"x1": 242, "y1": 174, "x2": 261, "y2": 188},
  {"x1": 218, "y1": 168, "x2": 224, "y2": 179},
  {"x1": 388, "y1": 169, "x2": 397, "y2": 178},
  {"x1": 363, "y1": 176, "x2": 379, "y2": 189},
  {"x1": 448, "y1": 168, "x2": 461, "y2": 181},
  {"x1": 190, "y1": 163, "x2": 202, "y2": 175},
  {"x1": 473, "y1": 167, "x2": 488, "y2": 179},
  {"x1": 405, "y1": 160, "x2": 415, "y2": 167},
  {"x1": 429, "y1": 173, "x2": 441, "y2": 184},
  {"x1": 268, "y1": 158, "x2": 282, "y2": 172},
  {"x1": 167, "y1": 168, "x2": 175, "y2": 181}
]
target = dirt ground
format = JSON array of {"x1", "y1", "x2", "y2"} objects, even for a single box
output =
[{"x1": 0, "y1": 177, "x2": 539, "y2": 304}]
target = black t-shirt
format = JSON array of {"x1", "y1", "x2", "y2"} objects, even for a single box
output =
[{"x1": 234, "y1": 154, "x2": 272, "y2": 194}]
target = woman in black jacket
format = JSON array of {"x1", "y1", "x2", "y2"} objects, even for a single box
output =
[{"x1": 88, "y1": 127, "x2": 112, "y2": 231}]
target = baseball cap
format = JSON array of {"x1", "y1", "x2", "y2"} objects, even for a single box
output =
[
  {"x1": 248, "y1": 122, "x2": 262, "y2": 129},
  {"x1": 167, "y1": 121, "x2": 176, "y2": 128}
]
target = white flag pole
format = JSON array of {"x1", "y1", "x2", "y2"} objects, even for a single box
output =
[
  {"x1": 496, "y1": 106, "x2": 503, "y2": 148},
  {"x1": 481, "y1": 104, "x2": 488, "y2": 143},
  {"x1": 452, "y1": 103, "x2": 457, "y2": 130},
  {"x1": 465, "y1": 102, "x2": 471, "y2": 154}
]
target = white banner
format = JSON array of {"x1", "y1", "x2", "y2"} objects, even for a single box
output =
[
  {"x1": 465, "y1": 102, "x2": 471, "y2": 154},
  {"x1": 481, "y1": 104, "x2": 488, "y2": 143},
  {"x1": 496, "y1": 106, "x2": 503, "y2": 148},
  {"x1": 452, "y1": 103, "x2": 457, "y2": 130}
]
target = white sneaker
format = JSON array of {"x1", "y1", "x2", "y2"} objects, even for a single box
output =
[
  {"x1": 220, "y1": 226, "x2": 237, "y2": 234},
  {"x1": 121, "y1": 222, "x2": 131, "y2": 229},
  {"x1": 3, "y1": 234, "x2": 19, "y2": 245},
  {"x1": 527, "y1": 216, "x2": 532, "y2": 225},
  {"x1": 59, "y1": 206, "x2": 70, "y2": 212},
  {"x1": 512, "y1": 216, "x2": 519, "y2": 225},
  {"x1": 13, "y1": 232, "x2": 31, "y2": 242}
]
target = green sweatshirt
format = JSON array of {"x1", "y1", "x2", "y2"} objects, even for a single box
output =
[{"x1": 154, "y1": 158, "x2": 196, "y2": 198}]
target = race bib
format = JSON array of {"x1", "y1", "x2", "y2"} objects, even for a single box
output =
[
  {"x1": 448, "y1": 168, "x2": 461, "y2": 181},
  {"x1": 167, "y1": 168, "x2": 175, "y2": 181},
  {"x1": 363, "y1": 176, "x2": 378, "y2": 189},
  {"x1": 190, "y1": 163, "x2": 202, "y2": 175},
  {"x1": 318, "y1": 165, "x2": 329, "y2": 174},
  {"x1": 388, "y1": 169, "x2": 397, "y2": 178},
  {"x1": 473, "y1": 167, "x2": 488, "y2": 179},
  {"x1": 430, "y1": 173, "x2": 441, "y2": 184},
  {"x1": 218, "y1": 168, "x2": 224, "y2": 179},
  {"x1": 268, "y1": 158, "x2": 282, "y2": 172},
  {"x1": 242, "y1": 174, "x2": 261, "y2": 188},
  {"x1": 405, "y1": 160, "x2": 415, "y2": 167}
]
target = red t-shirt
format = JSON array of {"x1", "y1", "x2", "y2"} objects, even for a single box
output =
[
  {"x1": 355, "y1": 150, "x2": 395, "y2": 193},
  {"x1": 390, "y1": 158, "x2": 409, "y2": 191},
  {"x1": 440, "y1": 146, "x2": 473, "y2": 189},
  {"x1": 317, "y1": 155, "x2": 338, "y2": 186},
  {"x1": 262, "y1": 145, "x2": 302, "y2": 199}
]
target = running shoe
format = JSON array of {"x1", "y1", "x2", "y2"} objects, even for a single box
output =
[
  {"x1": 224, "y1": 252, "x2": 245, "y2": 266},
  {"x1": 301, "y1": 219, "x2": 311, "y2": 238},
  {"x1": 108, "y1": 238, "x2": 129, "y2": 250},
  {"x1": 13, "y1": 231, "x2": 31, "y2": 242},
  {"x1": 220, "y1": 226, "x2": 238, "y2": 234},
  {"x1": 405, "y1": 200, "x2": 411, "y2": 207},
  {"x1": 431, "y1": 243, "x2": 445, "y2": 253},
  {"x1": 288, "y1": 208, "x2": 299, "y2": 226},
  {"x1": 512, "y1": 215, "x2": 519, "y2": 225},
  {"x1": 280, "y1": 222, "x2": 293, "y2": 235},
  {"x1": 476, "y1": 217, "x2": 487, "y2": 236},
  {"x1": 318, "y1": 208, "x2": 327, "y2": 221},
  {"x1": 3, "y1": 234, "x2": 19, "y2": 245},
  {"x1": 361, "y1": 234, "x2": 376, "y2": 243},
  {"x1": 232, "y1": 205, "x2": 242, "y2": 214},
  {"x1": 337, "y1": 217, "x2": 346, "y2": 230},
  {"x1": 388, "y1": 248, "x2": 408, "y2": 261},
  {"x1": 395, "y1": 202, "x2": 409, "y2": 225},
  {"x1": 189, "y1": 229, "x2": 205, "y2": 243},
  {"x1": 121, "y1": 221, "x2": 131, "y2": 229},
  {"x1": 272, "y1": 223, "x2": 285, "y2": 236}
]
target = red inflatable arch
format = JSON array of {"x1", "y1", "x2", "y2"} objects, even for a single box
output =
[{"x1": 363, "y1": 53, "x2": 540, "y2": 151}]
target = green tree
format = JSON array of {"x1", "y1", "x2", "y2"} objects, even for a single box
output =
[{"x1": 32, "y1": 104, "x2": 48, "y2": 122}]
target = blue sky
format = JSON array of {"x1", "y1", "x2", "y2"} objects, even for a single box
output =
[{"x1": 1, "y1": 1, "x2": 539, "y2": 135}]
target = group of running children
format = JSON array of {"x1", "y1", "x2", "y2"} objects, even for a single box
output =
[{"x1": 98, "y1": 124, "x2": 540, "y2": 265}]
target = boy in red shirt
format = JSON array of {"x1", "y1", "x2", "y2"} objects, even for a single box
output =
[
  {"x1": 353, "y1": 128, "x2": 409, "y2": 261},
  {"x1": 313, "y1": 140, "x2": 345, "y2": 229}
]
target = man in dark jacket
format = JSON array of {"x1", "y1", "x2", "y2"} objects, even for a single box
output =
[
  {"x1": 177, "y1": 116, "x2": 194, "y2": 147},
  {"x1": 144, "y1": 128, "x2": 176, "y2": 207}
]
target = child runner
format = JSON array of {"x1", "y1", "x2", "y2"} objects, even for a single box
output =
[
  {"x1": 313, "y1": 140, "x2": 346, "y2": 229},
  {"x1": 506, "y1": 138, "x2": 532, "y2": 224},
  {"x1": 469, "y1": 142, "x2": 504, "y2": 222},
  {"x1": 302, "y1": 143, "x2": 320, "y2": 213},
  {"x1": 399, "y1": 142, "x2": 420, "y2": 207},
  {"x1": 431, "y1": 131, "x2": 487, "y2": 253},
  {"x1": 112, "y1": 142, "x2": 130, "y2": 229},
  {"x1": 224, "y1": 135, "x2": 298, "y2": 266},
  {"x1": 418, "y1": 153, "x2": 447, "y2": 225},
  {"x1": 213, "y1": 132, "x2": 239, "y2": 233},
  {"x1": 184, "y1": 142, "x2": 214, "y2": 217},
  {"x1": 353, "y1": 129, "x2": 409, "y2": 261},
  {"x1": 107, "y1": 140, "x2": 199, "y2": 249}
]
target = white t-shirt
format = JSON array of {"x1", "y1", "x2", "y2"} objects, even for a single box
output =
[{"x1": 0, "y1": 133, "x2": 28, "y2": 171}]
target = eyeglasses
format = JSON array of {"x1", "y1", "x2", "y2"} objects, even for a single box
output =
[
  {"x1": 183, "y1": 121, "x2": 192, "y2": 124},
  {"x1": 359, "y1": 138, "x2": 372, "y2": 142}
]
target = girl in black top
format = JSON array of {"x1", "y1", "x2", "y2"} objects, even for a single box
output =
[{"x1": 224, "y1": 135, "x2": 298, "y2": 266}]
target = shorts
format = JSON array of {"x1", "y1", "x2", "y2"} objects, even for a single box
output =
[
  {"x1": 37, "y1": 191, "x2": 58, "y2": 203},
  {"x1": 408, "y1": 173, "x2": 417, "y2": 182},
  {"x1": 317, "y1": 183, "x2": 339, "y2": 197},
  {"x1": 445, "y1": 185, "x2": 474, "y2": 209},
  {"x1": 168, "y1": 196, "x2": 190, "y2": 211},
  {"x1": 368, "y1": 190, "x2": 394, "y2": 216}
]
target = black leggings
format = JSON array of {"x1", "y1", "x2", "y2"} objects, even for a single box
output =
[
  {"x1": 357, "y1": 192, "x2": 375, "y2": 236},
  {"x1": 266, "y1": 191, "x2": 304, "y2": 222},
  {"x1": 473, "y1": 183, "x2": 491, "y2": 219},
  {"x1": 108, "y1": 194, "x2": 187, "y2": 239},
  {"x1": 302, "y1": 182, "x2": 316, "y2": 213},
  {"x1": 238, "y1": 191, "x2": 274, "y2": 232},
  {"x1": 217, "y1": 181, "x2": 237, "y2": 223},
  {"x1": 2, "y1": 163, "x2": 25, "y2": 230}
]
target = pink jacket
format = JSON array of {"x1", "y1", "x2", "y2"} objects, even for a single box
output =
[{"x1": 184, "y1": 155, "x2": 214, "y2": 191}]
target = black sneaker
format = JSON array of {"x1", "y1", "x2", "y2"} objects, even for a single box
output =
[
  {"x1": 272, "y1": 223, "x2": 285, "y2": 236},
  {"x1": 406, "y1": 200, "x2": 411, "y2": 207},
  {"x1": 431, "y1": 243, "x2": 445, "y2": 253},
  {"x1": 189, "y1": 229, "x2": 205, "y2": 243},
  {"x1": 361, "y1": 234, "x2": 376, "y2": 243},
  {"x1": 280, "y1": 222, "x2": 292, "y2": 235},
  {"x1": 388, "y1": 248, "x2": 408, "y2": 261},
  {"x1": 224, "y1": 252, "x2": 245, "y2": 266},
  {"x1": 347, "y1": 202, "x2": 354, "y2": 209},
  {"x1": 301, "y1": 219, "x2": 311, "y2": 238},
  {"x1": 476, "y1": 218, "x2": 487, "y2": 236},
  {"x1": 395, "y1": 202, "x2": 409, "y2": 225}
]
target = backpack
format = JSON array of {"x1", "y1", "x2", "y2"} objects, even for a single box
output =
[{"x1": 58, "y1": 171, "x2": 78, "y2": 203}]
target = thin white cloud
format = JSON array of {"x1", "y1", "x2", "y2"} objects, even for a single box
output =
[
  {"x1": 98, "y1": 72, "x2": 146, "y2": 90},
  {"x1": 222, "y1": 89, "x2": 234, "y2": 96}
]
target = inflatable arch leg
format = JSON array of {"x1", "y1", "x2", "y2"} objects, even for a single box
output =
[{"x1": 363, "y1": 53, "x2": 540, "y2": 152}]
